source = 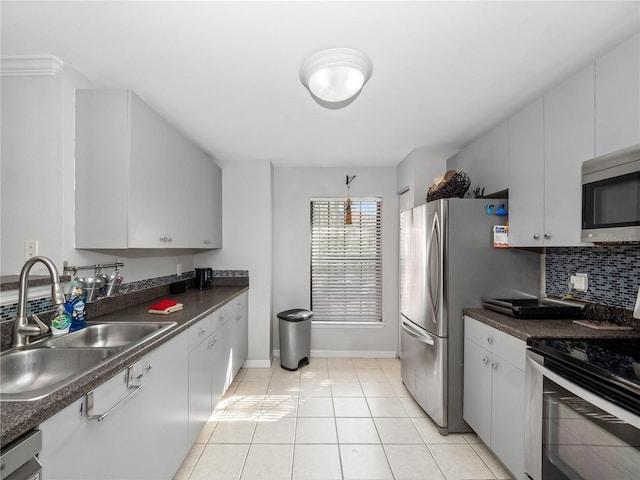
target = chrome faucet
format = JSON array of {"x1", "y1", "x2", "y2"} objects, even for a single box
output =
[{"x1": 12, "y1": 256, "x2": 66, "y2": 348}]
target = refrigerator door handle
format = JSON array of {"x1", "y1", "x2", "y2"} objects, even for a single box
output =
[
  {"x1": 401, "y1": 316, "x2": 435, "y2": 346},
  {"x1": 426, "y1": 211, "x2": 441, "y2": 323}
]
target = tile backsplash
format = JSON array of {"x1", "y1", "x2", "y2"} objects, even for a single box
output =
[
  {"x1": 545, "y1": 245, "x2": 640, "y2": 309},
  {"x1": 0, "y1": 270, "x2": 248, "y2": 323}
]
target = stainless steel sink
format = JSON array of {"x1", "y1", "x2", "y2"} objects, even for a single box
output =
[
  {"x1": 40, "y1": 322, "x2": 175, "y2": 349},
  {"x1": 1, "y1": 321, "x2": 176, "y2": 402},
  {"x1": 1, "y1": 347, "x2": 115, "y2": 401}
]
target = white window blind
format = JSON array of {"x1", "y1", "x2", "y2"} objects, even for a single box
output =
[{"x1": 310, "y1": 198, "x2": 382, "y2": 322}]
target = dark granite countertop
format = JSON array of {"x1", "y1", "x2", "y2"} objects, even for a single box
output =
[
  {"x1": 0, "y1": 286, "x2": 248, "y2": 447},
  {"x1": 464, "y1": 308, "x2": 640, "y2": 342}
]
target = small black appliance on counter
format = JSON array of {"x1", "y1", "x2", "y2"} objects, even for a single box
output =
[{"x1": 482, "y1": 297, "x2": 584, "y2": 319}]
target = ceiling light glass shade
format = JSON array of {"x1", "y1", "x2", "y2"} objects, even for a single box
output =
[{"x1": 300, "y1": 48, "x2": 373, "y2": 109}]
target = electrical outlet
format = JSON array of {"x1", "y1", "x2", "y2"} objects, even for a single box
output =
[
  {"x1": 570, "y1": 273, "x2": 588, "y2": 292},
  {"x1": 24, "y1": 240, "x2": 38, "y2": 261}
]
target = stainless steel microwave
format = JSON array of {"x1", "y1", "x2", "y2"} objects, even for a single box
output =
[{"x1": 581, "y1": 143, "x2": 640, "y2": 243}]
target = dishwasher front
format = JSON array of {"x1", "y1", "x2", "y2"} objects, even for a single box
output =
[{"x1": 0, "y1": 429, "x2": 42, "y2": 480}]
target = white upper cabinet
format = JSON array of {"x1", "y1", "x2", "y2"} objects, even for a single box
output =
[
  {"x1": 595, "y1": 32, "x2": 640, "y2": 156},
  {"x1": 544, "y1": 65, "x2": 594, "y2": 246},
  {"x1": 75, "y1": 90, "x2": 221, "y2": 249},
  {"x1": 509, "y1": 65, "x2": 595, "y2": 247},
  {"x1": 190, "y1": 145, "x2": 222, "y2": 248},
  {"x1": 507, "y1": 98, "x2": 545, "y2": 247}
]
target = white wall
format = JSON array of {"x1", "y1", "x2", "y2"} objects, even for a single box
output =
[
  {"x1": 272, "y1": 167, "x2": 399, "y2": 357},
  {"x1": 396, "y1": 146, "x2": 448, "y2": 210},
  {"x1": 1, "y1": 58, "x2": 198, "y2": 294},
  {"x1": 197, "y1": 160, "x2": 274, "y2": 368}
]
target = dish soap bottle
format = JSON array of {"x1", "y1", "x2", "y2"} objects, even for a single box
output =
[
  {"x1": 66, "y1": 280, "x2": 87, "y2": 332},
  {"x1": 51, "y1": 304, "x2": 72, "y2": 335}
]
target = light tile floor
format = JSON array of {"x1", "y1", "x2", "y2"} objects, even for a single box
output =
[{"x1": 173, "y1": 357, "x2": 513, "y2": 480}]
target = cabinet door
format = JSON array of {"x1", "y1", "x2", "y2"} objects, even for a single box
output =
[
  {"x1": 128, "y1": 92, "x2": 169, "y2": 248},
  {"x1": 463, "y1": 338, "x2": 492, "y2": 443},
  {"x1": 595, "y1": 32, "x2": 640, "y2": 156},
  {"x1": 508, "y1": 99, "x2": 545, "y2": 247},
  {"x1": 231, "y1": 303, "x2": 248, "y2": 381},
  {"x1": 490, "y1": 356, "x2": 525, "y2": 479},
  {"x1": 190, "y1": 150, "x2": 222, "y2": 248},
  {"x1": 75, "y1": 90, "x2": 130, "y2": 249},
  {"x1": 164, "y1": 124, "x2": 193, "y2": 248},
  {"x1": 211, "y1": 324, "x2": 230, "y2": 408},
  {"x1": 469, "y1": 122, "x2": 509, "y2": 196},
  {"x1": 40, "y1": 333, "x2": 189, "y2": 479},
  {"x1": 189, "y1": 334, "x2": 214, "y2": 444},
  {"x1": 544, "y1": 65, "x2": 594, "y2": 246}
]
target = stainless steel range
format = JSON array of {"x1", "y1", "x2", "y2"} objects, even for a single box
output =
[{"x1": 525, "y1": 337, "x2": 640, "y2": 480}]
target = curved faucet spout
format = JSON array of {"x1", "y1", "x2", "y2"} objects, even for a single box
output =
[{"x1": 13, "y1": 256, "x2": 65, "y2": 348}]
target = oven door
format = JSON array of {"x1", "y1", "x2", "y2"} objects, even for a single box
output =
[{"x1": 525, "y1": 351, "x2": 640, "y2": 480}]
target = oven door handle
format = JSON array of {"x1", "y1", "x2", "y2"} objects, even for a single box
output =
[{"x1": 527, "y1": 353, "x2": 640, "y2": 429}]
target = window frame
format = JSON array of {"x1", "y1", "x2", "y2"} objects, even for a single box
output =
[{"x1": 309, "y1": 197, "x2": 383, "y2": 324}]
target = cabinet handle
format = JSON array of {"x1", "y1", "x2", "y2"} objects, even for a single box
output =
[
  {"x1": 544, "y1": 233, "x2": 551, "y2": 240},
  {"x1": 86, "y1": 366, "x2": 143, "y2": 422},
  {"x1": 486, "y1": 336, "x2": 493, "y2": 344},
  {"x1": 492, "y1": 363, "x2": 498, "y2": 370},
  {"x1": 204, "y1": 240, "x2": 211, "y2": 245},
  {"x1": 145, "y1": 364, "x2": 153, "y2": 372},
  {"x1": 199, "y1": 328, "x2": 206, "y2": 335},
  {"x1": 482, "y1": 357, "x2": 489, "y2": 365},
  {"x1": 220, "y1": 314, "x2": 225, "y2": 321},
  {"x1": 167, "y1": 237, "x2": 172, "y2": 243},
  {"x1": 533, "y1": 233, "x2": 540, "y2": 240},
  {"x1": 86, "y1": 386, "x2": 144, "y2": 422},
  {"x1": 159, "y1": 236, "x2": 166, "y2": 242}
]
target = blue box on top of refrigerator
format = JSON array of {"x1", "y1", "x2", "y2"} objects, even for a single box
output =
[{"x1": 399, "y1": 198, "x2": 540, "y2": 434}]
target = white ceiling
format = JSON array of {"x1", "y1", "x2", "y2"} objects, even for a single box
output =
[{"x1": 2, "y1": 1, "x2": 639, "y2": 168}]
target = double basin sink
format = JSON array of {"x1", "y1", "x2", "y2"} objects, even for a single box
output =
[{"x1": 1, "y1": 322, "x2": 175, "y2": 402}]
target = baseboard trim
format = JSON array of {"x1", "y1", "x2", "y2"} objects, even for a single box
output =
[
  {"x1": 272, "y1": 349, "x2": 397, "y2": 359},
  {"x1": 242, "y1": 359, "x2": 272, "y2": 369}
]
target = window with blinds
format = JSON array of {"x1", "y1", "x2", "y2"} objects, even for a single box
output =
[{"x1": 310, "y1": 198, "x2": 382, "y2": 323}]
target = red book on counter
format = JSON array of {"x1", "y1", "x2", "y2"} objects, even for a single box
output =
[{"x1": 149, "y1": 299, "x2": 183, "y2": 314}]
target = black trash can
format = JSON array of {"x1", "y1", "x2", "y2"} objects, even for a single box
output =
[{"x1": 278, "y1": 308, "x2": 313, "y2": 371}]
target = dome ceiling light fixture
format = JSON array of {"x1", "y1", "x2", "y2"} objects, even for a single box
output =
[{"x1": 300, "y1": 48, "x2": 373, "y2": 109}]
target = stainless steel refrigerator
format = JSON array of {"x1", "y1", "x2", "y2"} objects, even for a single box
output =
[{"x1": 399, "y1": 198, "x2": 540, "y2": 434}]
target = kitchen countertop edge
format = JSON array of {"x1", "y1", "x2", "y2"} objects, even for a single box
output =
[
  {"x1": 464, "y1": 308, "x2": 640, "y2": 342},
  {"x1": 1, "y1": 286, "x2": 248, "y2": 448}
]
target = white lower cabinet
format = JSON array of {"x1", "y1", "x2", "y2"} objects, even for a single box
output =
[
  {"x1": 39, "y1": 331, "x2": 190, "y2": 480},
  {"x1": 188, "y1": 318, "x2": 214, "y2": 443},
  {"x1": 228, "y1": 294, "x2": 249, "y2": 383},
  {"x1": 187, "y1": 291, "x2": 248, "y2": 443},
  {"x1": 39, "y1": 291, "x2": 249, "y2": 479},
  {"x1": 463, "y1": 316, "x2": 526, "y2": 479}
]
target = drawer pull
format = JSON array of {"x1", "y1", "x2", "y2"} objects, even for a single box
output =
[{"x1": 487, "y1": 336, "x2": 493, "y2": 344}]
